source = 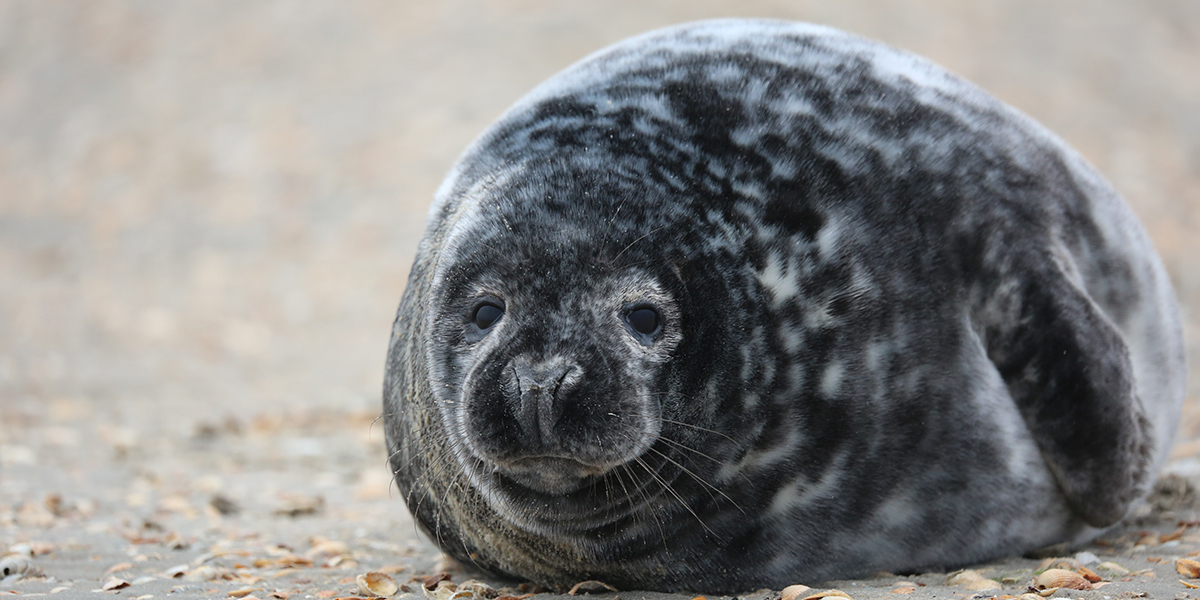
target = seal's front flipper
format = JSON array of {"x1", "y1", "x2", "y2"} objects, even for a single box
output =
[{"x1": 983, "y1": 264, "x2": 1153, "y2": 528}]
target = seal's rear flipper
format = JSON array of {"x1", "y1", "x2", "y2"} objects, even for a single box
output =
[{"x1": 983, "y1": 266, "x2": 1153, "y2": 528}]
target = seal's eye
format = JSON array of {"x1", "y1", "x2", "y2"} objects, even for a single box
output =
[
  {"x1": 624, "y1": 306, "x2": 661, "y2": 337},
  {"x1": 473, "y1": 303, "x2": 504, "y2": 330}
]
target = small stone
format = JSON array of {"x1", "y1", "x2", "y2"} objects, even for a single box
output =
[
  {"x1": 274, "y1": 494, "x2": 324, "y2": 517},
  {"x1": 210, "y1": 495, "x2": 240, "y2": 516}
]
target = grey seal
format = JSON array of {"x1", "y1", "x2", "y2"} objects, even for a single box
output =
[{"x1": 383, "y1": 19, "x2": 1186, "y2": 593}]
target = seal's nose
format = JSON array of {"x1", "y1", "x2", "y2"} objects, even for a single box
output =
[{"x1": 512, "y1": 359, "x2": 583, "y2": 445}]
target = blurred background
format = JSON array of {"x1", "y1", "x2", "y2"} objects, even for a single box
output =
[{"x1": 0, "y1": 1, "x2": 1197, "y2": 463}]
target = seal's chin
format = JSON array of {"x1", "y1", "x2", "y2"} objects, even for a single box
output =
[
  {"x1": 466, "y1": 447, "x2": 671, "y2": 535},
  {"x1": 497, "y1": 457, "x2": 608, "y2": 496}
]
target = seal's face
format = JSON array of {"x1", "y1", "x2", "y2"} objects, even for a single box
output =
[{"x1": 424, "y1": 194, "x2": 686, "y2": 534}]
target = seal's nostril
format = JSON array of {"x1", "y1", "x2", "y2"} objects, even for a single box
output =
[
  {"x1": 510, "y1": 358, "x2": 585, "y2": 444},
  {"x1": 514, "y1": 360, "x2": 577, "y2": 399}
]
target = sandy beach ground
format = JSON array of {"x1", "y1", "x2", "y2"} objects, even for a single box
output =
[{"x1": 2, "y1": 2, "x2": 1198, "y2": 599}]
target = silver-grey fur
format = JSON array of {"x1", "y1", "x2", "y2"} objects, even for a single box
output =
[{"x1": 384, "y1": 19, "x2": 1186, "y2": 593}]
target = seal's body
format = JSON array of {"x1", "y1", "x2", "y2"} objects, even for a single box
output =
[{"x1": 384, "y1": 20, "x2": 1185, "y2": 593}]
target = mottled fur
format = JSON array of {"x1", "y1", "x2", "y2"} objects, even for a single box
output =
[{"x1": 383, "y1": 19, "x2": 1185, "y2": 593}]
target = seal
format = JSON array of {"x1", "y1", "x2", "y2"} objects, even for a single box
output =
[{"x1": 383, "y1": 19, "x2": 1186, "y2": 593}]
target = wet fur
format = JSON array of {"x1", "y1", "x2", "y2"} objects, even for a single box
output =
[{"x1": 383, "y1": 19, "x2": 1186, "y2": 593}]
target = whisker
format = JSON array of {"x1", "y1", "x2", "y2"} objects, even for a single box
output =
[
  {"x1": 657, "y1": 435, "x2": 723, "y2": 465},
  {"x1": 612, "y1": 224, "x2": 670, "y2": 263},
  {"x1": 657, "y1": 417, "x2": 739, "y2": 444},
  {"x1": 624, "y1": 461, "x2": 669, "y2": 548},
  {"x1": 647, "y1": 446, "x2": 744, "y2": 515},
  {"x1": 634, "y1": 454, "x2": 715, "y2": 538},
  {"x1": 598, "y1": 195, "x2": 630, "y2": 255}
]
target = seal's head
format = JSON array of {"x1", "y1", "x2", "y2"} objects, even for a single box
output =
[{"x1": 422, "y1": 163, "x2": 738, "y2": 535}]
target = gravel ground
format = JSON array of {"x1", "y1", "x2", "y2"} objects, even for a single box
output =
[
  {"x1": 6, "y1": 407, "x2": 1200, "y2": 600},
  {"x1": 2, "y1": 2, "x2": 1198, "y2": 599}
]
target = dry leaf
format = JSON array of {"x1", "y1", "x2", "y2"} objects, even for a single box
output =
[
  {"x1": 415, "y1": 573, "x2": 452, "y2": 590},
  {"x1": 1162, "y1": 527, "x2": 1187, "y2": 543}
]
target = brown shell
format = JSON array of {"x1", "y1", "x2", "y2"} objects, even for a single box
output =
[
  {"x1": 356, "y1": 571, "x2": 399, "y2": 598},
  {"x1": 780, "y1": 584, "x2": 813, "y2": 600},
  {"x1": 799, "y1": 590, "x2": 853, "y2": 600},
  {"x1": 1034, "y1": 568, "x2": 1092, "y2": 591},
  {"x1": 1097, "y1": 561, "x2": 1130, "y2": 575},
  {"x1": 945, "y1": 570, "x2": 1002, "y2": 591},
  {"x1": 1177, "y1": 558, "x2": 1200, "y2": 579}
]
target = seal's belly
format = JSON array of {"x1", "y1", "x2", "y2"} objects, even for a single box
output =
[{"x1": 646, "y1": 318, "x2": 1079, "y2": 584}]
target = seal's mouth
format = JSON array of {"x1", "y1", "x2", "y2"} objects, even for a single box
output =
[{"x1": 497, "y1": 456, "x2": 608, "y2": 495}]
